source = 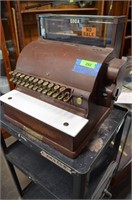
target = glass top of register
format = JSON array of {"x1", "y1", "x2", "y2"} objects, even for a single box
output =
[{"x1": 37, "y1": 14, "x2": 125, "y2": 49}]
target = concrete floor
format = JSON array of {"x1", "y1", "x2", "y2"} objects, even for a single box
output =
[
  {"x1": 1, "y1": 136, "x2": 30, "y2": 199},
  {"x1": 1, "y1": 136, "x2": 131, "y2": 199},
  {"x1": 1, "y1": 149, "x2": 21, "y2": 200}
]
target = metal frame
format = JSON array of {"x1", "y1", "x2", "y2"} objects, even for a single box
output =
[{"x1": 1, "y1": 106, "x2": 130, "y2": 199}]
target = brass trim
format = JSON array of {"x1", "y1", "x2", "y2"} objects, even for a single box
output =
[{"x1": 23, "y1": 126, "x2": 43, "y2": 141}]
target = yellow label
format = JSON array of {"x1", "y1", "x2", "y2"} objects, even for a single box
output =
[
  {"x1": 82, "y1": 26, "x2": 96, "y2": 38},
  {"x1": 80, "y1": 60, "x2": 97, "y2": 69}
]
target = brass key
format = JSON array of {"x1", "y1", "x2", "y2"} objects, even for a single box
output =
[
  {"x1": 43, "y1": 81, "x2": 49, "y2": 87},
  {"x1": 52, "y1": 92, "x2": 59, "y2": 98},
  {"x1": 47, "y1": 90, "x2": 54, "y2": 96},
  {"x1": 37, "y1": 88, "x2": 43, "y2": 93},
  {"x1": 57, "y1": 93, "x2": 65, "y2": 100},
  {"x1": 16, "y1": 73, "x2": 21, "y2": 78},
  {"x1": 9, "y1": 71, "x2": 13, "y2": 75},
  {"x1": 42, "y1": 89, "x2": 48, "y2": 95},
  {"x1": 13, "y1": 79, "x2": 18, "y2": 83},
  {"x1": 63, "y1": 94, "x2": 71, "y2": 102},
  {"x1": 47, "y1": 83, "x2": 54, "y2": 89},
  {"x1": 33, "y1": 78, "x2": 39, "y2": 84},
  {"x1": 9, "y1": 78, "x2": 14, "y2": 82},
  {"x1": 24, "y1": 75, "x2": 30, "y2": 81},
  {"x1": 16, "y1": 80, "x2": 21, "y2": 85},
  {"x1": 20, "y1": 74, "x2": 25, "y2": 79},
  {"x1": 54, "y1": 85, "x2": 60, "y2": 90},
  {"x1": 32, "y1": 86, "x2": 38, "y2": 91},
  {"x1": 12, "y1": 71, "x2": 18, "y2": 76},
  {"x1": 24, "y1": 83, "x2": 30, "y2": 88},
  {"x1": 59, "y1": 87, "x2": 66, "y2": 93},
  {"x1": 38, "y1": 80, "x2": 44, "y2": 85},
  {"x1": 28, "y1": 85, "x2": 34, "y2": 89},
  {"x1": 20, "y1": 82, "x2": 26, "y2": 86},
  {"x1": 29, "y1": 77, "x2": 34, "y2": 82}
]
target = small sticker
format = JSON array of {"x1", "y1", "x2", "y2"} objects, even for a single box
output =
[
  {"x1": 82, "y1": 27, "x2": 96, "y2": 38},
  {"x1": 72, "y1": 59, "x2": 101, "y2": 77},
  {"x1": 80, "y1": 60, "x2": 97, "y2": 69}
]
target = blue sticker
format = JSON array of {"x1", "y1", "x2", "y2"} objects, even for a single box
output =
[{"x1": 72, "y1": 59, "x2": 101, "y2": 77}]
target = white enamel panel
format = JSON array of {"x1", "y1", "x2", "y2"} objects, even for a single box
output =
[{"x1": 0, "y1": 90, "x2": 88, "y2": 137}]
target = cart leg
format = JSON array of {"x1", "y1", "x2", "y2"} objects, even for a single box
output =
[{"x1": 73, "y1": 173, "x2": 87, "y2": 199}]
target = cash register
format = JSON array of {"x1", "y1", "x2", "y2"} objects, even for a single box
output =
[{"x1": 0, "y1": 15, "x2": 126, "y2": 158}]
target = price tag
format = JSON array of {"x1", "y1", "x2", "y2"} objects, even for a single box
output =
[
  {"x1": 82, "y1": 26, "x2": 96, "y2": 37},
  {"x1": 80, "y1": 60, "x2": 97, "y2": 69},
  {"x1": 72, "y1": 59, "x2": 101, "y2": 77}
]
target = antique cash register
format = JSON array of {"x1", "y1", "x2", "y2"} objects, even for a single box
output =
[{"x1": 0, "y1": 15, "x2": 126, "y2": 158}]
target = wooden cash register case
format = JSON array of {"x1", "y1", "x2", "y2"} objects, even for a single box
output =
[{"x1": 0, "y1": 15, "x2": 126, "y2": 158}]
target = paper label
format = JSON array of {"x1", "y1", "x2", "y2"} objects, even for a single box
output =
[
  {"x1": 82, "y1": 27, "x2": 96, "y2": 37},
  {"x1": 80, "y1": 60, "x2": 97, "y2": 69},
  {"x1": 72, "y1": 59, "x2": 101, "y2": 77},
  {"x1": 40, "y1": 151, "x2": 73, "y2": 174}
]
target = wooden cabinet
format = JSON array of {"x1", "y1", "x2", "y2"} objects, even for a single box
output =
[
  {"x1": 121, "y1": 1, "x2": 131, "y2": 56},
  {"x1": 6, "y1": 1, "x2": 130, "y2": 56},
  {"x1": 1, "y1": 1, "x2": 16, "y2": 90},
  {"x1": 10, "y1": 0, "x2": 104, "y2": 50},
  {"x1": 104, "y1": 0, "x2": 131, "y2": 57}
]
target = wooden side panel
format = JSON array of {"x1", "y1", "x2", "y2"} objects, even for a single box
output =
[{"x1": 0, "y1": 19, "x2": 15, "y2": 90}]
